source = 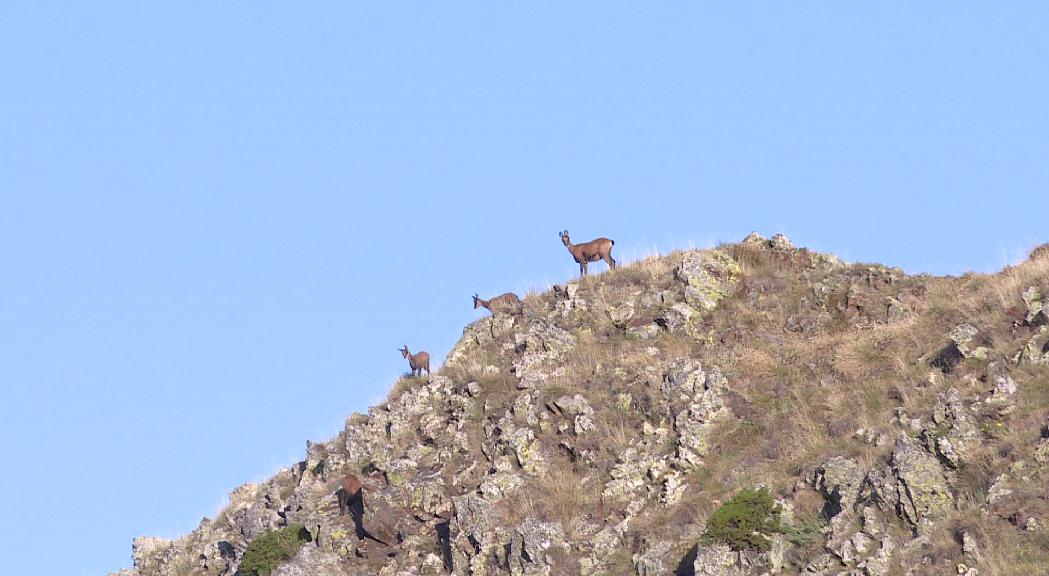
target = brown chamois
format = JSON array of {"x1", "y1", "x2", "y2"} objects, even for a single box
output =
[
  {"x1": 335, "y1": 473, "x2": 389, "y2": 545},
  {"x1": 336, "y1": 473, "x2": 363, "y2": 516},
  {"x1": 473, "y1": 292, "x2": 522, "y2": 315},
  {"x1": 559, "y1": 229, "x2": 616, "y2": 277},
  {"x1": 399, "y1": 345, "x2": 430, "y2": 378}
]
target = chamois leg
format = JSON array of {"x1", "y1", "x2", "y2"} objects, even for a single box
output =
[
  {"x1": 337, "y1": 488, "x2": 348, "y2": 515},
  {"x1": 605, "y1": 254, "x2": 616, "y2": 271},
  {"x1": 350, "y1": 492, "x2": 366, "y2": 540},
  {"x1": 580, "y1": 261, "x2": 587, "y2": 277}
]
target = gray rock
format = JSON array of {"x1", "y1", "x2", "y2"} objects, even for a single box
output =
[
  {"x1": 662, "y1": 302, "x2": 699, "y2": 332},
  {"x1": 607, "y1": 298, "x2": 637, "y2": 327},
  {"x1": 769, "y1": 233, "x2": 794, "y2": 250},
  {"x1": 892, "y1": 437, "x2": 953, "y2": 527},
  {"x1": 507, "y1": 518, "x2": 565, "y2": 576},
  {"x1": 675, "y1": 250, "x2": 741, "y2": 311},
  {"x1": 922, "y1": 388, "x2": 979, "y2": 468},
  {"x1": 1022, "y1": 286, "x2": 1045, "y2": 324},
  {"x1": 742, "y1": 231, "x2": 767, "y2": 244},
  {"x1": 633, "y1": 541, "x2": 673, "y2": 576},
  {"x1": 949, "y1": 324, "x2": 986, "y2": 359},
  {"x1": 814, "y1": 456, "x2": 865, "y2": 516},
  {"x1": 692, "y1": 543, "x2": 741, "y2": 576},
  {"x1": 270, "y1": 546, "x2": 345, "y2": 576}
]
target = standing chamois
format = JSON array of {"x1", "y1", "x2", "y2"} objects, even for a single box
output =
[
  {"x1": 335, "y1": 473, "x2": 388, "y2": 545},
  {"x1": 473, "y1": 292, "x2": 522, "y2": 315},
  {"x1": 399, "y1": 345, "x2": 430, "y2": 378},
  {"x1": 559, "y1": 230, "x2": 616, "y2": 277},
  {"x1": 336, "y1": 474, "x2": 363, "y2": 517}
]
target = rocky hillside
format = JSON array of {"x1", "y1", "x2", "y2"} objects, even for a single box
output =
[{"x1": 112, "y1": 234, "x2": 1049, "y2": 576}]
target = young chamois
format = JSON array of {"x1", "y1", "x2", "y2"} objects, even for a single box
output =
[
  {"x1": 473, "y1": 292, "x2": 522, "y2": 315},
  {"x1": 559, "y1": 229, "x2": 616, "y2": 277},
  {"x1": 399, "y1": 345, "x2": 430, "y2": 378}
]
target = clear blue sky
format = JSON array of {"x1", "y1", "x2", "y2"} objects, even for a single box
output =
[{"x1": 1, "y1": 2, "x2": 1047, "y2": 574}]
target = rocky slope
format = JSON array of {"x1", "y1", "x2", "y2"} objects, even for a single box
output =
[{"x1": 112, "y1": 234, "x2": 1049, "y2": 576}]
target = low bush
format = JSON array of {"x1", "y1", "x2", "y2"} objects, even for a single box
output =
[
  {"x1": 703, "y1": 487, "x2": 782, "y2": 551},
  {"x1": 238, "y1": 524, "x2": 311, "y2": 576}
]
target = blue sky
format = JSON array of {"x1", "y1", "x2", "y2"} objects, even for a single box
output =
[{"x1": 1, "y1": 2, "x2": 1047, "y2": 574}]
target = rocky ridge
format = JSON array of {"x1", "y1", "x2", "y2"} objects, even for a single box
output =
[{"x1": 112, "y1": 234, "x2": 1049, "y2": 576}]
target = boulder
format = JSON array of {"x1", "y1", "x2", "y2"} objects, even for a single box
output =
[
  {"x1": 633, "y1": 541, "x2": 673, "y2": 576},
  {"x1": 692, "y1": 543, "x2": 741, "y2": 576},
  {"x1": 507, "y1": 518, "x2": 566, "y2": 576},
  {"x1": 675, "y1": 250, "x2": 741, "y2": 311},
  {"x1": 891, "y1": 437, "x2": 953, "y2": 527}
]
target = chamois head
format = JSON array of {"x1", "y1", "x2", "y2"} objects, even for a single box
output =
[
  {"x1": 560, "y1": 230, "x2": 571, "y2": 247},
  {"x1": 473, "y1": 294, "x2": 482, "y2": 309},
  {"x1": 399, "y1": 345, "x2": 409, "y2": 358}
]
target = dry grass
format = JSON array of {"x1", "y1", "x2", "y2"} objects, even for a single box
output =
[
  {"x1": 531, "y1": 468, "x2": 598, "y2": 531},
  {"x1": 992, "y1": 248, "x2": 1049, "y2": 310}
]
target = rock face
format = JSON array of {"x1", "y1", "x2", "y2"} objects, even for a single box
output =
[
  {"x1": 675, "y1": 250, "x2": 741, "y2": 311},
  {"x1": 892, "y1": 437, "x2": 952, "y2": 528},
  {"x1": 111, "y1": 239, "x2": 1049, "y2": 576}
]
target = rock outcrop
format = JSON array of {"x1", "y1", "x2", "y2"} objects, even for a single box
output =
[{"x1": 111, "y1": 235, "x2": 1049, "y2": 576}]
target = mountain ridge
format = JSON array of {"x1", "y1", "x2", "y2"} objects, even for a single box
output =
[{"x1": 112, "y1": 233, "x2": 1049, "y2": 576}]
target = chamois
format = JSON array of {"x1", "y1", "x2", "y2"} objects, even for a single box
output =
[
  {"x1": 559, "y1": 229, "x2": 616, "y2": 277},
  {"x1": 336, "y1": 473, "x2": 363, "y2": 517},
  {"x1": 399, "y1": 345, "x2": 430, "y2": 378},
  {"x1": 473, "y1": 292, "x2": 522, "y2": 315},
  {"x1": 335, "y1": 473, "x2": 388, "y2": 545}
]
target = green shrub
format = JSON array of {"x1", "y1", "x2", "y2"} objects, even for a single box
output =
[
  {"x1": 703, "y1": 488, "x2": 782, "y2": 551},
  {"x1": 238, "y1": 524, "x2": 311, "y2": 576}
]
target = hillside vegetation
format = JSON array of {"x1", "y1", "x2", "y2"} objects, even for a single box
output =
[{"x1": 113, "y1": 234, "x2": 1049, "y2": 576}]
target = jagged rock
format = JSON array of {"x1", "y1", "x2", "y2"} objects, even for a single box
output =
[
  {"x1": 507, "y1": 518, "x2": 565, "y2": 576},
  {"x1": 447, "y1": 315, "x2": 517, "y2": 366},
  {"x1": 662, "y1": 301, "x2": 698, "y2": 332},
  {"x1": 553, "y1": 282, "x2": 587, "y2": 317},
  {"x1": 987, "y1": 473, "x2": 1013, "y2": 504},
  {"x1": 675, "y1": 250, "x2": 741, "y2": 311},
  {"x1": 603, "y1": 448, "x2": 651, "y2": 501},
  {"x1": 451, "y1": 493, "x2": 504, "y2": 575},
  {"x1": 270, "y1": 546, "x2": 345, "y2": 576},
  {"x1": 607, "y1": 298, "x2": 637, "y2": 327},
  {"x1": 512, "y1": 318, "x2": 576, "y2": 389},
  {"x1": 1016, "y1": 326, "x2": 1049, "y2": 365},
  {"x1": 661, "y1": 470, "x2": 687, "y2": 506},
  {"x1": 633, "y1": 541, "x2": 673, "y2": 576},
  {"x1": 742, "y1": 231, "x2": 767, "y2": 244},
  {"x1": 961, "y1": 530, "x2": 981, "y2": 561},
  {"x1": 1022, "y1": 286, "x2": 1045, "y2": 324},
  {"x1": 861, "y1": 538, "x2": 895, "y2": 576},
  {"x1": 510, "y1": 428, "x2": 547, "y2": 476},
  {"x1": 672, "y1": 366, "x2": 729, "y2": 468},
  {"x1": 813, "y1": 457, "x2": 865, "y2": 516},
  {"x1": 892, "y1": 437, "x2": 953, "y2": 527},
  {"x1": 769, "y1": 233, "x2": 794, "y2": 250},
  {"x1": 479, "y1": 456, "x2": 525, "y2": 499},
  {"x1": 922, "y1": 388, "x2": 980, "y2": 468},
  {"x1": 514, "y1": 392, "x2": 540, "y2": 426},
  {"x1": 551, "y1": 394, "x2": 595, "y2": 435},
  {"x1": 950, "y1": 323, "x2": 986, "y2": 359},
  {"x1": 1035, "y1": 438, "x2": 1049, "y2": 464},
  {"x1": 692, "y1": 543, "x2": 742, "y2": 576},
  {"x1": 626, "y1": 316, "x2": 660, "y2": 339}
]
